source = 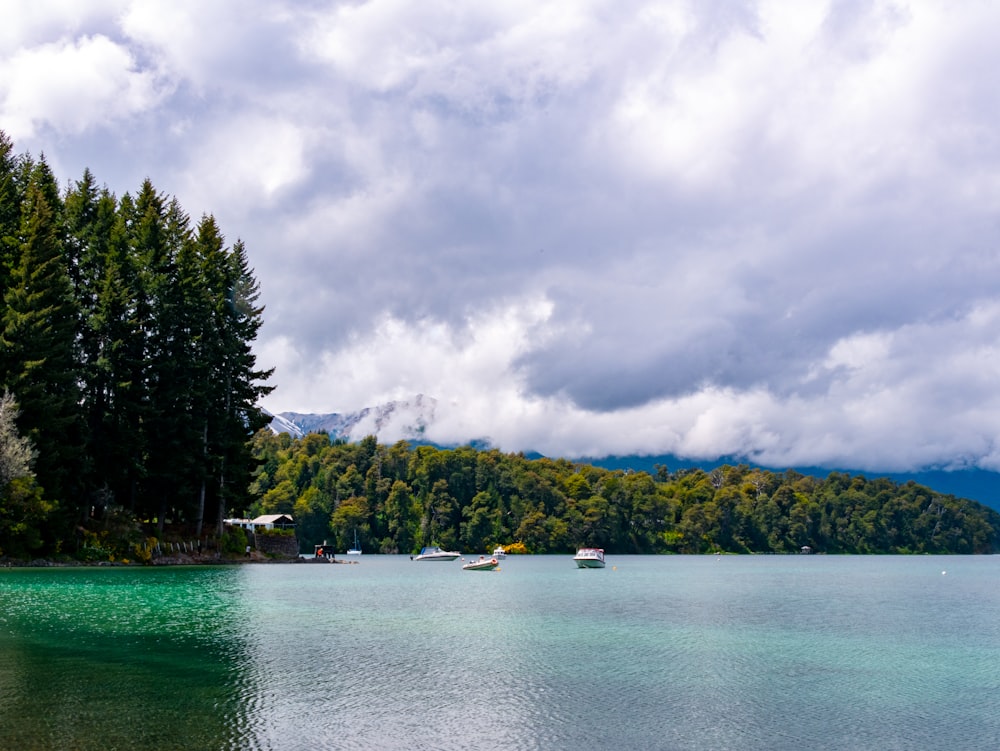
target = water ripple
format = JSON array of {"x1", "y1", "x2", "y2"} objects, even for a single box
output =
[{"x1": 3, "y1": 556, "x2": 1000, "y2": 750}]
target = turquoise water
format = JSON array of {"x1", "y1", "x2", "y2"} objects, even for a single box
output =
[{"x1": 1, "y1": 555, "x2": 998, "y2": 750}]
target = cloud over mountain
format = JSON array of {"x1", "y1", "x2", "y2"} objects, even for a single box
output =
[{"x1": 6, "y1": 1, "x2": 1000, "y2": 474}]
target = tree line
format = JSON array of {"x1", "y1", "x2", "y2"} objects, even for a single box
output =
[
  {"x1": 0, "y1": 131, "x2": 272, "y2": 558},
  {"x1": 248, "y1": 431, "x2": 1000, "y2": 555}
]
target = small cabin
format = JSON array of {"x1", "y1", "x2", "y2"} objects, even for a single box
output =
[
  {"x1": 252, "y1": 514, "x2": 295, "y2": 530},
  {"x1": 224, "y1": 514, "x2": 296, "y2": 532}
]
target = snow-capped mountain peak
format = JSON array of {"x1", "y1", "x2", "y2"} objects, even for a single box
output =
[{"x1": 264, "y1": 395, "x2": 437, "y2": 443}]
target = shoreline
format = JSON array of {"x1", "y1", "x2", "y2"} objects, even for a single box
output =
[{"x1": 1, "y1": 553, "x2": 359, "y2": 568}]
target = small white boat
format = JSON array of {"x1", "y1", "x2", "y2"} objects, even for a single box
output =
[
  {"x1": 346, "y1": 529, "x2": 362, "y2": 556},
  {"x1": 413, "y1": 546, "x2": 461, "y2": 561},
  {"x1": 573, "y1": 548, "x2": 606, "y2": 568},
  {"x1": 492, "y1": 546, "x2": 507, "y2": 559},
  {"x1": 462, "y1": 556, "x2": 499, "y2": 571}
]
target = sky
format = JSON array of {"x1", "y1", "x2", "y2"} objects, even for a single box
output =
[{"x1": 4, "y1": 0, "x2": 1000, "y2": 476}]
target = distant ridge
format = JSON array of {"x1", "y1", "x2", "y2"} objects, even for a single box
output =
[
  {"x1": 578, "y1": 455, "x2": 1000, "y2": 513},
  {"x1": 264, "y1": 401, "x2": 1000, "y2": 512}
]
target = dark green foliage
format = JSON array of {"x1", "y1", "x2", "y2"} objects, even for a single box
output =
[
  {"x1": 249, "y1": 434, "x2": 1000, "y2": 555},
  {"x1": 85, "y1": 196, "x2": 148, "y2": 512},
  {"x1": 205, "y1": 238, "x2": 273, "y2": 535},
  {"x1": 0, "y1": 131, "x2": 272, "y2": 557},
  {"x1": 220, "y1": 525, "x2": 249, "y2": 555},
  {"x1": 0, "y1": 476, "x2": 56, "y2": 557},
  {"x1": 0, "y1": 131, "x2": 21, "y2": 297},
  {"x1": 0, "y1": 170, "x2": 85, "y2": 511}
]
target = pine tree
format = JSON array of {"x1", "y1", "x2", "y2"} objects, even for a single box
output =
[
  {"x1": 66, "y1": 171, "x2": 121, "y2": 500},
  {"x1": 86, "y1": 200, "x2": 148, "y2": 511},
  {"x1": 0, "y1": 131, "x2": 21, "y2": 304},
  {"x1": 64, "y1": 169, "x2": 117, "y2": 312},
  {"x1": 178, "y1": 214, "x2": 221, "y2": 535},
  {"x1": 132, "y1": 182, "x2": 197, "y2": 530},
  {"x1": 209, "y1": 238, "x2": 273, "y2": 534},
  {"x1": 0, "y1": 172, "x2": 85, "y2": 510},
  {"x1": 176, "y1": 221, "x2": 274, "y2": 535}
]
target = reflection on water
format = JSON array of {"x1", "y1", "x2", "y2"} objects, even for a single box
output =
[
  {"x1": 2, "y1": 556, "x2": 1000, "y2": 750},
  {"x1": 0, "y1": 567, "x2": 258, "y2": 751}
]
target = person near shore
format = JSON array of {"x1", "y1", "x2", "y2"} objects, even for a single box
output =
[{"x1": 245, "y1": 544, "x2": 251, "y2": 558}]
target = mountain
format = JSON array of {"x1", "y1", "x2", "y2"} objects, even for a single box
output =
[
  {"x1": 264, "y1": 400, "x2": 1000, "y2": 512},
  {"x1": 264, "y1": 411, "x2": 306, "y2": 438},
  {"x1": 264, "y1": 394, "x2": 437, "y2": 443}
]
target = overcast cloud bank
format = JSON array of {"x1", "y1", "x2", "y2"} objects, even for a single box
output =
[{"x1": 4, "y1": 0, "x2": 1000, "y2": 473}]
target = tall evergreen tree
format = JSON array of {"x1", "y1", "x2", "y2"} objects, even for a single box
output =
[
  {"x1": 0, "y1": 174, "x2": 85, "y2": 512},
  {"x1": 64, "y1": 169, "x2": 117, "y2": 311},
  {"x1": 28, "y1": 156, "x2": 62, "y2": 227},
  {"x1": 86, "y1": 201, "x2": 148, "y2": 511},
  {"x1": 0, "y1": 131, "x2": 21, "y2": 299},
  {"x1": 133, "y1": 183, "x2": 197, "y2": 530},
  {"x1": 66, "y1": 172, "x2": 119, "y2": 499},
  {"x1": 177, "y1": 214, "x2": 221, "y2": 535},
  {"x1": 208, "y1": 238, "x2": 273, "y2": 534}
]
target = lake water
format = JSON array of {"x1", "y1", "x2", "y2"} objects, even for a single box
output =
[{"x1": 1, "y1": 555, "x2": 998, "y2": 750}]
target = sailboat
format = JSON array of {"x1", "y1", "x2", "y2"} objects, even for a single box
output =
[{"x1": 346, "y1": 529, "x2": 362, "y2": 556}]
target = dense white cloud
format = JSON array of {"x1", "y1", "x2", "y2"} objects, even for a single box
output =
[
  {"x1": 5, "y1": 0, "x2": 1000, "y2": 474},
  {"x1": 0, "y1": 0, "x2": 126, "y2": 55},
  {"x1": 0, "y1": 34, "x2": 160, "y2": 138}
]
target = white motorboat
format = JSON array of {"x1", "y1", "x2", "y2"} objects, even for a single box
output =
[
  {"x1": 492, "y1": 546, "x2": 507, "y2": 560},
  {"x1": 412, "y1": 546, "x2": 461, "y2": 561},
  {"x1": 573, "y1": 548, "x2": 606, "y2": 568}
]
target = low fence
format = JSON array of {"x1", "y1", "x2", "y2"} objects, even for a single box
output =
[{"x1": 152, "y1": 539, "x2": 216, "y2": 557}]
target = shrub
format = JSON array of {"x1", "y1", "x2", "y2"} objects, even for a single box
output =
[{"x1": 221, "y1": 526, "x2": 249, "y2": 555}]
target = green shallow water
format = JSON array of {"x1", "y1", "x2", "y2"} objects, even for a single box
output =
[{"x1": 1, "y1": 556, "x2": 999, "y2": 750}]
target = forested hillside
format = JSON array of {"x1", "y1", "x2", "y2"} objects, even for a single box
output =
[
  {"x1": 0, "y1": 131, "x2": 272, "y2": 558},
  {"x1": 249, "y1": 432, "x2": 1000, "y2": 555}
]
